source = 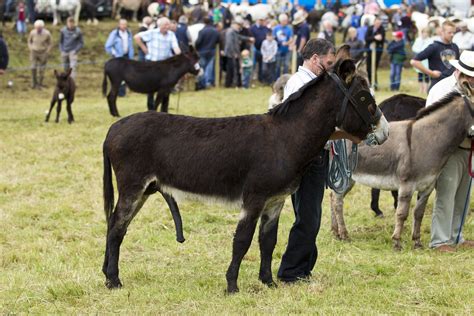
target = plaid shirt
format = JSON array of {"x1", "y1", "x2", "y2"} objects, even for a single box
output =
[{"x1": 138, "y1": 29, "x2": 179, "y2": 61}]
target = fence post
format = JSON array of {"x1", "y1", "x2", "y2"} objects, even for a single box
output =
[{"x1": 370, "y1": 42, "x2": 376, "y2": 90}]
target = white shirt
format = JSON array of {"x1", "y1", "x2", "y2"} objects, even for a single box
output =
[
  {"x1": 425, "y1": 73, "x2": 458, "y2": 107},
  {"x1": 119, "y1": 30, "x2": 129, "y2": 55},
  {"x1": 453, "y1": 31, "x2": 474, "y2": 51},
  {"x1": 283, "y1": 66, "x2": 317, "y2": 101}
]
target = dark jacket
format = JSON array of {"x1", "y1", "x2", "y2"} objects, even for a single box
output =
[
  {"x1": 195, "y1": 24, "x2": 220, "y2": 56},
  {"x1": 365, "y1": 25, "x2": 385, "y2": 50},
  {"x1": 387, "y1": 39, "x2": 406, "y2": 64},
  {"x1": 0, "y1": 37, "x2": 9, "y2": 70},
  {"x1": 176, "y1": 23, "x2": 190, "y2": 52},
  {"x1": 59, "y1": 26, "x2": 84, "y2": 53},
  {"x1": 250, "y1": 23, "x2": 270, "y2": 50}
]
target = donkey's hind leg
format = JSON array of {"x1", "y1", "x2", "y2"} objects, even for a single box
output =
[
  {"x1": 107, "y1": 82, "x2": 121, "y2": 117},
  {"x1": 258, "y1": 200, "x2": 284, "y2": 287},
  {"x1": 45, "y1": 98, "x2": 56, "y2": 122},
  {"x1": 103, "y1": 190, "x2": 148, "y2": 289},
  {"x1": 161, "y1": 192, "x2": 185, "y2": 243},
  {"x1": 391, "y1": 186, "x2": 414, "y2": 251},
  {"x1": 226, "y1": 197, "x2": 264, "y2": 294},
  {"x1": 66, "y1": 100, "x2": 74, "y2": 124},
  {"x1": 411, "y1": 189, "x2": 433, "y2": 249},
  {"x1": 370, "y1": 188, "x2": 384, "y2": 217}
]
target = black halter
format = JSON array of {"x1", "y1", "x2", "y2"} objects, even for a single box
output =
[{"x1": 328, "y1": 72, "x2": 382, "y2": 128}]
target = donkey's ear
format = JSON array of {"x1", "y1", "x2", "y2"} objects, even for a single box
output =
[
  {"x1": 336, "y1": 59, "x2": 356, "y2": 84},
  {"x1": 335, "y1": 44, "x2": 351, "y2": 62},
  {"x1": 66, "y1": 68, "x2": 72, "y2": 77},
  {"x1": 355, "y1": 56, "x2": 366, "y2": 70},
  {"x1": 459, "y1": 80, "x2": 473, "y2": 97}
]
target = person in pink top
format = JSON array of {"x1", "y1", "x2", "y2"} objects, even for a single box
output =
[
  {"x1": 364, "y1": 0, "x2": 380, "y2": 15},
  {"x1": 16, "y1": 0, "x2": 27, "y2": 38}
]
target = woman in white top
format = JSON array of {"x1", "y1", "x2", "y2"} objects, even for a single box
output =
[{"x1": 412, "y1": 27, "x2": 433, "y2": 94}]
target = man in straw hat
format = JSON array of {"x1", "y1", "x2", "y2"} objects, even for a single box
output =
[
  {"x1": 426, "y1": 50, "x2": 474, "y2": 252},
  {"x1": 292, "y1": 10, "x2": 310, "y2": 67}
]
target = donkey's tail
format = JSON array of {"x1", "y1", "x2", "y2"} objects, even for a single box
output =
[
  {"x1": 103, "y1": 146, "x2": 114, "y2": 221},
  {"x1": 102, "y1": 70, "x2": 108, "y2": 97}
]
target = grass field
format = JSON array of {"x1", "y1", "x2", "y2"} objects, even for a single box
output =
[{"x1": 1, "y1": 20, "x2": 473, "y2": 314}]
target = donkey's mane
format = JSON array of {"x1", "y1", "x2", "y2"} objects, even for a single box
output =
[
  {"x1": 414, "y1": 91, "x2": 461, "y2": 120},
  {"x1": 268, "y1": 73, "x2": 327, "y2": 117}
]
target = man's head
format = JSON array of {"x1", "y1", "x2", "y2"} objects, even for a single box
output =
[
  {"x1": 278, "y1": 13, "x2": 288, "y2": 26},
  {"x1": 458, "y1": 21, "x2": 468, "y2": 33},
  {"x1": 441, "y1": 21, "x2": 456, "y2": 44},
  {"x1": 170, "y1": 20, "x2": 177, "y2": 32},
  {"x1": 266, "y1": 30, "x2": 273, "y2": 40},
  {"x1": 323, "y1": 20, "x2": 333, "y2": 32},
  {"x1": 232, "y1": 16, "x2": 244, "y2": 31},
  {"x1": 157, "y1": 17, "x2": 171, "y2": 34},
  {"x1": 179, "y1": 15, "x2": 188, "y2": 25},
  {"x1": 142, "y1": 16, "x2": 153, "y2": 27},
  {"x1": 373, "y1": 17, "x2": 382, "y2": 29},
  {"x1": 301, "y1": 38, "x2": 336, "y2": 75},
  {"x1": 34, "y1": 19, "x2": 45, "y2": 32},
  {"x1": 347, "y1": 27, "x2": 357, "y2": 39},
  {"x1": 451, "y1": 50, "x2": 474, "y2": 88},
  {"x1": 66, "y1": 17, "x2": 75, "y2": 30},
  {"x1": 118, "y1": 19, "x2": 128, "y2": 31}
]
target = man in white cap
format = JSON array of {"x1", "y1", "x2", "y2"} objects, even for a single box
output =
[
  {"x1": 28, "y1": 19, "x2": 52, "y2": 89},
  {"x1": 453, "y1": 21, "x2": 474, "y2": 53},
  {"x1": 426, "y1": 50, "x2": 474, "y2": 252}
]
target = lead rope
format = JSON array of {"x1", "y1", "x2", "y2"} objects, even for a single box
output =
[
  {"x1": 455, "y1": 139, "x2": 474, "y2": 244},
  {"x1": 327, "y1": 140, "x2": 358, "y2": 194}
]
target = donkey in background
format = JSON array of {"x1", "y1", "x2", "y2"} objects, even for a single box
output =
[
  {"x1": 101, "y1": 54, "x2": 389, "y2": 293},
  {"x1": 45, "y1": 69, "x2": 76, "y2": 124},
  {"x1": 102, "y1": 48, "x2": 201, "y2": 117},
  {"x1": 330, "y1": 83, "x2": 474, "y2": 249}
]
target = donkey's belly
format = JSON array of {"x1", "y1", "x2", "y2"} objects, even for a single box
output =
[{"x1": 352, "y1": 173, "x2": 399, "y2": 191}]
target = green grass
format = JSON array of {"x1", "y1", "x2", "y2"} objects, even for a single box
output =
[{"x1": 1, "y1": 20, "x2": 473, "y2": 314}]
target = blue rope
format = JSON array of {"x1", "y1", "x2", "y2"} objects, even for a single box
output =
[
  {"x1": 455, "y1": 175, "x2": 472, "y2": 244},
  {"x1": 327, "y1": 140, "x2": 358, "y2": 195}
]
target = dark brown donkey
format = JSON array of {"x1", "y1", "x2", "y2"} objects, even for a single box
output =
[
  {"x1": 370, "y1": 94, "x2": 425, "y2": 217},
  {"x1": 102, "y1": 48, "x2": 200, "y2": 117},
  {"x1": 101, "y1": 57, "x2": 389, "y2": 293},
  {"x1": 45, "y1": 69, "x2": 76, "y2": 124}
]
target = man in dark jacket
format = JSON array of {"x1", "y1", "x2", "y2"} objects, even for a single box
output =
[
  {"x1": 410, "y1": 20, "x2": 460, "y2": 91},
  {"x1": 195, "y1": 17, "x2": 220, "y2": 89},
  {"x1": 250, "y1": 17, "x2": 270, "y2": 82},
  {"x1": 175, "y1": 15, "x2": 192, "y2": 53},
  {"x1": 365, "y1": 17, "x2": 385, "y2": 88},
  {"x1": 0, "y1": 33, "x2": 8, "y2": 75}
]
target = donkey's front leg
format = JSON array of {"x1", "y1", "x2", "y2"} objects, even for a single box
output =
[
  {"x1": 258, "y1": 201, "x2": 284, "y2": 287},
  {"x1": 45, "y1": 98, "x2": 57, "y2": 122},
  {"x1": 55, "y1": 100, "x2": 62, "y2": 123},
  {"x1": 226, "y1": 204, "x2": 261, "y2": 294},
  {"x1": 391, "y1": 186, "x2": 414, "y2": 251},
  {"x1": 66, "y1": 100, "x2": 74, "y2": 124},
  {"x1": 330, "y1": 191, "x2": 350, "y2": 240},
  {"x1": 411, "y1": 189, "x2": 432, "y2": 249}
]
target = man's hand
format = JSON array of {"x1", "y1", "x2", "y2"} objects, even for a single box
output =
[
  {"x1": 0, "y1": 69, "x2": 5, "y2": 75},
  {"x1": 374, "y1": 34, "x2": 382, "y2": 41},
  {"x1": 249, "y1": 37, "x2": 255, "y2": 43},
  {"x1": 430, "y1": 70, "x2": 442, "y2": 78}
]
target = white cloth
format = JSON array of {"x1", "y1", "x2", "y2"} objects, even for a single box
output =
[
  {"x1": 119, "y1": 30, "x2": 129, "y2": 55},
  {"x1": 453, "y1": 31, "x2": 474, "y2": 51},
  {"x1": 283, "y1": 66, "x2": 317, "y2": 101}
]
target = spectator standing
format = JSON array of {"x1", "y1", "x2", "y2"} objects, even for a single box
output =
[
  {"x1": 425, "y1": 50, "x2": 474, "y2": 252},
  {"x1": 195, "y1": 17, "x2": 220, "y2": 89},
  {"x1": 317, "y1": 20, "x2": 335, "y2": 45},
  {"x1": 59, "y1": 17, "x2": 84, "y2": 80},
  {"x1": 412, "y1": 27, "x2": 433, "y2": 93},
  {"x1": 137, "y1": 16, "x2": 154, "y2": 62},
  {"x1": 0, "y1": 32, "x2": 8, "y2": 75},
  {"x1": 345, "y1": 26, "x2": 365, "y2": 60},
  {"x1": 453, "y1": 21, "x2": 474, "y2": 52},
  {"x1": 261, "y1": 31, "x2": 278, "y2": 84},
  {"x1": 250, "y1": 17, "x2": 270, "y2": 83},
  {"x1": 293, "y1": 11, "x2": 310, "y2": 66},
  {"x1": 105, "y1": 19, "x2": 134, "y2": 97},
  {"x1": 16, "y1": 1, "x2": 27, "y2": 39},
  {"x1": 175, "y1": 15, "x2": 192, "y2": 53},
  {"x1": 273, "y1": 13, "x2": 293, "y2": 78},
  {"x1": 135, "y1": 17, "x2": 181, "y2": 111},
  {"x1": 241, "y1": 49, "x2": 253, "y2": 88},
  {"x1": 411, "y1": 21, "x2": 459, "y2": 91},
  {"x1": 365, "y1": 16, "x2": 385, "y2": 88},
  {"x1": 387, "y1": 31, "x2": 406, "y2": 91},
  {"x1": 28, "y1": 20, "x2": 52, "y2": 89},
  {"x1": 26, "y1": 0, "x2": 35, "y2": 24},
  {"x1": 223, "y1": 18, "x2": 253, "y2": 88}
]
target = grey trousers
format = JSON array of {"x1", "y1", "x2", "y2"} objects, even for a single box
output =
[
  {"x1": 61, "y1": 51, "x2": 78, "y2": 79},
  {"x1": 430, "y1": 147, "x2": 472, "y2": 248}
]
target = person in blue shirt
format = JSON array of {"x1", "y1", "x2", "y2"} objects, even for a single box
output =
[
  {"x1": 273, "y1": 13, "x2": 293, "y2": 78},
  {"x1": 250, "y1": 17, "x2": 270, "y2": 83},
  {"x1": 105, "y1": 19, "x2": 134, "y2": 97}
]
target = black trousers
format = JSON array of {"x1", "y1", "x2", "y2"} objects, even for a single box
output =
[
  {"x1": 224, "y1": 57, "x2": 240, "y2": 88},
  {"x1": 366, "y1": 50, "x2": 383, "y2": 86},
  {"x1": 278, "y1": 150, "x2": 329, "y2": 282}
]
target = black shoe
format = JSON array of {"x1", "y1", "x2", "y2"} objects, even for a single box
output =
[{"x1": 279, "y1": 274, "x2": 311, "y2": 284}]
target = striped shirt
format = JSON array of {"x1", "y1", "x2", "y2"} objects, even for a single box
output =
[
  {"x1": 283, "y1": 66, "x2": 317, "y2": 101},
  {"x1": 138, "y1": 29, "x2": 179, "y2": 61}
]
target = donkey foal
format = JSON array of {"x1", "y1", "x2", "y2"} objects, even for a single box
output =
[{"x1": 45, "y1": 69, "x2": 76, "y2": 124}]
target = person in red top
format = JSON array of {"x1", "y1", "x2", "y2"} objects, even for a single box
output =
[{"x1": 16, "y1": 1, "x2": 27, "y2": 38}]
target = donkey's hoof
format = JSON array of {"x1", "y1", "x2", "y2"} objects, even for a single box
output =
[
  {"x1": 374, "y1": 212, "x2": 384, "y2": 218},
  {"x1": 413, "y1": 242, "x2": 424, "y2": 250},
  {"x1": 259, "y1": 276, "x2": 277, "y2": 288},
  {"x1": 393, "y1": 240, "x2": 402, "y2": 251},
  {"x1": 105, "y1": 278, "x2": 122, "y2": 289},
  {"x1": 225, "y1": 285, "x2": 239, "y2": 295}
]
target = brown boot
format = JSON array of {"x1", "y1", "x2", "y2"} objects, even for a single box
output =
[
  {"x1": 458, "y1": 240, "x2": 474, "y2": 248},
  {"x1": 434, "y1": 244, "x2": 456, "y2": 253},
  {"x1": 31, "y1": 69, "x2": 38, "y2": 89}
]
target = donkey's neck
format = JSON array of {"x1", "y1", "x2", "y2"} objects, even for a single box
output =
[{"x1": 166, "y1": 57, "x2": 190, "y2": 82}]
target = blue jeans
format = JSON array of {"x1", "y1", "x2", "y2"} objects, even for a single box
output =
[
  {"x1": 278, "y1": 150, "x2": 328, "y2": 282},
  {"x1": 242, "y1": 69, "x2": 252, "y2": 88},
  {"x1": 275, "y1": 51, "x2": 290, "y2": 79},
  {"x1": 198, "y1": 52, "x2": 215, "y2": 89},
  {"x1": 390, "y1": 63, "x2": 403, "y2": 91},
  {"x1": 16, "y1": 21, "x2": 26, "y2": 34},
  {"x1": 252, "y1": 46, "x2": 263, "y2": 82}
]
